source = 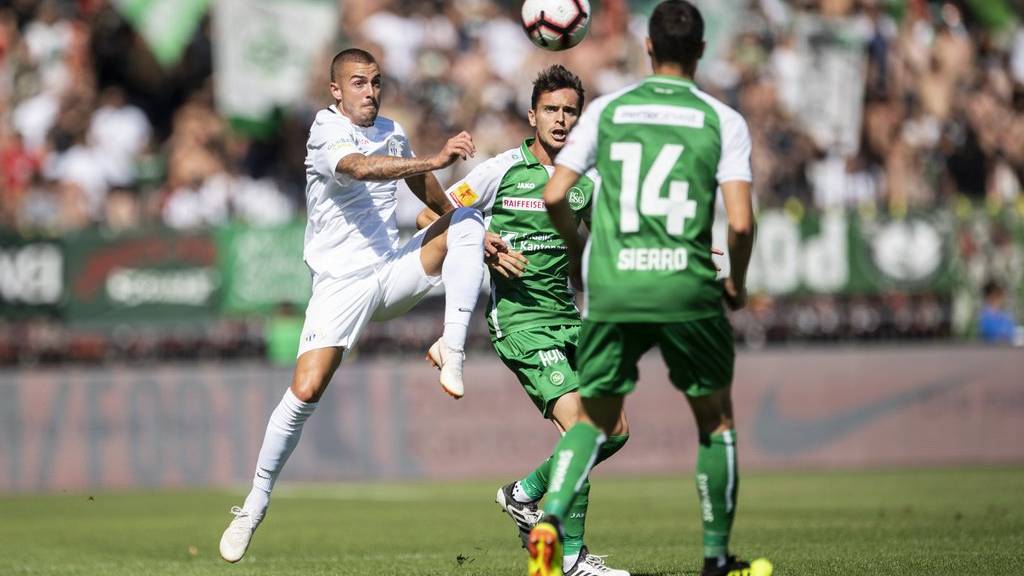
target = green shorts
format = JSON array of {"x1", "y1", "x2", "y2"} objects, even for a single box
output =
[
  {"x1": 492, "y1": 324, "x2": 580, "y2": 417},
  {"x1": 577, "y1": 314, "x2": 735, "y2": 398}
]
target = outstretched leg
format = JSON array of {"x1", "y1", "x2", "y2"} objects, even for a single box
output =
[{"x1": 219, "y1": 347, "x2": 342, "y2": 562}]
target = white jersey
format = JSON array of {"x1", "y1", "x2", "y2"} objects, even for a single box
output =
[{"x1": 303, "y1": 105, "x2": 415, "y2": 278}]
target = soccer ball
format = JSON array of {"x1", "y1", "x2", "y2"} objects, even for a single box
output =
[{"x1": 521, "y1": 0, "x2": 591, "y2": 51}]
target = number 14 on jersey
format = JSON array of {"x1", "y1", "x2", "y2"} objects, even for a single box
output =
[{"x1": 611, "y1": 142, "x2": 697, "y2": 235}]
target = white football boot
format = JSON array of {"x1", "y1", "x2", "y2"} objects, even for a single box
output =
[
  {"x1": 219, "y1": 506, "x2": 261, "y2": 563},
  {"x1": 565, "y1": 546, "x2": 631, "y2": 576},
  {"x1": 427, "y1": 338, "x2": 465, "y2": 398}
]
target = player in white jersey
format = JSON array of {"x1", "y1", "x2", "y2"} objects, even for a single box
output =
[{"x1": 219, "y1": 48, "x2": 488, "y2": 562}]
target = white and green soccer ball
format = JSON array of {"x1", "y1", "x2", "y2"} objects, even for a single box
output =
[{"x1": 521, "y1": 0, "x2": 591, "y2": 51}]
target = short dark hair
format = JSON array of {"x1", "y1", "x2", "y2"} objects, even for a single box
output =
[
  {"x1": 983, "y1": 280, "x2": 1004, "y2": 300},
  {"x1": 330, "y1": 48, "x2": 377, "y2": 82},
  {"x1": 648, "y1": 0, "x2": 704, "y2": 68},
  {"x1": 530, "y1": 65, "x2": 585, "y2": 110}
]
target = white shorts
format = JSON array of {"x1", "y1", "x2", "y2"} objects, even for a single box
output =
[{"x1": 297, "y1": 229, "x2": 441, "y2": 357}]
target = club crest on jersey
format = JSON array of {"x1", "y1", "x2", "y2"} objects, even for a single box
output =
[
  {"x1": 449, "y1": 182, "x2": 478, "y2": 207},
  {"x1": 567, "y1": 187, "x2": 586, "y2": 210},
  {"x1": 387, "y1": 136, "x2": 407, "y2": 157}
]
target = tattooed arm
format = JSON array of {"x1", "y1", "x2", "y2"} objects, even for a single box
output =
[{"x1": 336, "y1": 131, "x2": 476, "y2": 183}]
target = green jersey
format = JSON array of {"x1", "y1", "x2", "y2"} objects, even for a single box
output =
[
  {"x1": 445, "y1": 138, "x2": 597, "y2": 339},
  {"x1": 556, "y1": 75, "x2": 753, "y2": 323}
]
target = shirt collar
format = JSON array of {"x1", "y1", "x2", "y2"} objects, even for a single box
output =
[
  {"x1": 643, "y1": 75, "x2": 697, "y2": 89},
  {"x1": 330, "y1": 104, "x2": 373, "y2": 131},
  {"x1": 520, "y1": 138, "x2": 541, "y2": 167}
]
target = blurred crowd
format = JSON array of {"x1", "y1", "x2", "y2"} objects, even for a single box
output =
[
  {"x1": 1, "y1": 0, "x2": 1021, "y2": 363},
  {"x1": 1, "y1": 0, "x2": 1022, "y2": 236}
]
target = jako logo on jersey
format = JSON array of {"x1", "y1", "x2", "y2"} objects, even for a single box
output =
[
  {"x1": 449, "y1": 183, "x2": 478, "y2": 207},
  {"x1": 502, "y1": 198, "x2": 545, "y2": 212},
  {"x1": 516, "y1": 181, "x2": 536, "y2": 190},
  {"x1": 567, "y1": 187, "x2": 586, "y2": 210}
]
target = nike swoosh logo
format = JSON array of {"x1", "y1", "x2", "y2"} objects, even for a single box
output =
[
  {"x1": 256, "y1": 469, "x2": 272, "y2": 480},
  {"x1": 754, "y1": 372, "x2": 970, "y2": 455},
  {"x1": 458, "y1": 308, "x2": 473, "y2": 313}
]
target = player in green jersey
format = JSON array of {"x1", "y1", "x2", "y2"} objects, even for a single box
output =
[
  {"x1": 527, "y1": 3, "x2": 771, "y2": 576},
  {"x1": 418, "y1": 65, "x2": 631, "y2": 576}
]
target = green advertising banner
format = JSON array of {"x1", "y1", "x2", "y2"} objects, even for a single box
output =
[
  {"x1": 4, "y1": 208, "x2": 1017, "y2": 327},
  {"x1": 63, "y1": 229, "x2": 220, "y2": 325},
  {"x1": 744, "y1": 210, "x2": 957, "y2": 296},
  {"x1": 0, "y1": 235, "x2": 64, "y2": 318},
  {"x1": 216, "y1": 222, "x2": 311, "y2": 314}
]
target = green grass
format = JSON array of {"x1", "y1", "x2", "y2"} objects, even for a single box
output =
[{"x1": 1, "y1": 468, "x2": 1022, "y2": 575}]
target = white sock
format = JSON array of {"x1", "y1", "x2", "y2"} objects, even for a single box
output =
[
  {"x1": 563, "y1": 551, "x2": 581, "y2": 573},
  {"x1": 242, "y1": 388, "x2": 318, "y2": 519},
  {"x1": 512, "y1": 481, "x2": 535, "y2": 504},
  {"x1": 441, "y1": 207, "x2": 484, "y2": 351}
]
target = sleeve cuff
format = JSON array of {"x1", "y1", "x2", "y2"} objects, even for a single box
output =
[{"x1": 717, "y1": 171, "x2": 753, "y2": 184}]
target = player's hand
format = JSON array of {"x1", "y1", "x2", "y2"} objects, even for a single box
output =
[
  {"x1": 484, "y1": 231, "x2": 507, "y2": 259},
  {"x1": 488, "y1": 250, "x2": 529, "y2": 278},
  {"x1": 432, "y1": 131, "x2": 476, "y2": 169},
  {"x1": 722, "y1": 277, "x2": 747, "y2": 310},
  {"x1": 484, "y1": 232, "x2": 528, "y2": 278}
]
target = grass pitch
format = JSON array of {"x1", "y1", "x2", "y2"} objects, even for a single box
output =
[{"x1": 1, "y1": 468, "x2": 1021, "y2": 575}]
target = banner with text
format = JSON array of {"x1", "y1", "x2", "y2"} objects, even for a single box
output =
[
  {"x1": 63, "y1": 230, "x2": 220, "y2": 324},
  {"x1": 216, "y1": 222, "x2": 311, "y2": 314},
  {"x1": 0, "y1": 236, "x2": 63, "y2": 318},
  {"x1": 736, "y1": 210, "x2": 958, "y2": 296},
  {"x1": 1, "y1": 208, "x2": 1015, "y2": 324}
]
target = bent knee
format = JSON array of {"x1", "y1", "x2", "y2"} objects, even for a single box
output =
[
  {"x1": 451, "y1": 206, "x2": 483, "y2": 223},
  {"x1": 449, "y1": 207, "x2": 485, "y2": 238},
  {"x1": 290, "y1": 368, "x2": 333, "y2": 403}
]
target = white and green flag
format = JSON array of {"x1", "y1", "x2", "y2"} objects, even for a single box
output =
[
  {"x1": 115, "y1": 0, "x2": 210, "y2": 68},
  {"x1": 213, "y1": 0, "x2": 338, "y2": 126}
]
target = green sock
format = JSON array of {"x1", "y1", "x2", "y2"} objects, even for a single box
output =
[
  {"x1": 695, "y1": 429, "x2": 738, "y2": 559},
  {"x1": 519, "y1": 457, "x2": 551, "y2": 502},
  {"x1": 541, "y1": 422, "x2": 605, "y2": 519},
  {"x1": 562, "y1": 479, "x2": 589, "y2": 557},
  {"x1": 520, "y1": 434, "x2": 629, "y2": 501}
]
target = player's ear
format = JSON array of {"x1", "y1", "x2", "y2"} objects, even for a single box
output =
[
  {"x1": 645, "y1": 37, "x2": 653, "y2": 59},
  {"x1": 528, "y1": 107, "x2": 537, "y2": 128},
  {"x1": 698, "y1": 40, "x2": 706, "y2": 60},
  {"x1": 329, "y1": 82, "x2": 343, "y2": 102}
]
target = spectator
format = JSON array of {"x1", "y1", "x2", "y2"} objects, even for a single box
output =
[{"x1": 978, "y1": 281, "x2": 1018, "y2": 344}]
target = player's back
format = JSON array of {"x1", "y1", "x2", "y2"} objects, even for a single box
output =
[{"x1": 580, "y1": 76, "x2": 750, "y2": 322}]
